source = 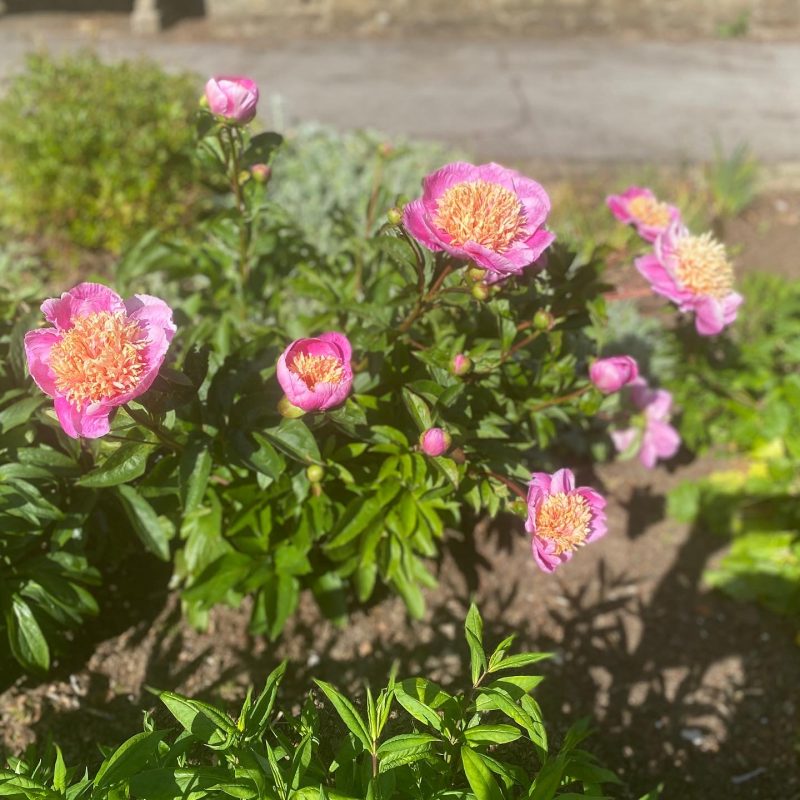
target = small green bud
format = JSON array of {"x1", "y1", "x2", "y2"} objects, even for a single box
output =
[
  {"x1": 467, "y1": 266, "x2": 487, "y2": 283},
  {"x1": 198, "y1": 94, "x2": 210, "y2": 109},
  {"x1": 278, "y1": 396, "x2": 305, "y2": 418},
  {"x1": 306, "y1": 464, "x2": 325, "y2": 483},
  {"x1": 387, "y1": 206, "x2": 403, "y2": 226},
  {"x1": 471, "y1": 283, "x2": 490, "y2": 302},
  {"x1": 238, "y1": 170, "x2": 251, "y2": 185},
  {"x1": 533, "y1": 309, "x2": 554, "y2": 331},
  {"x1": 251, "y1": 163, "x2": 271, "y2": 183}
]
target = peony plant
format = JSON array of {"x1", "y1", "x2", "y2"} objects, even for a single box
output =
[{"x1": 0, "y1": 72, "x2": 744, "y2": 673}]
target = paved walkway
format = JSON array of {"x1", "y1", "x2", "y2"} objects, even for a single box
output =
[{"x1": 0, "y1": 14, "x2": 798, "y2": 164}]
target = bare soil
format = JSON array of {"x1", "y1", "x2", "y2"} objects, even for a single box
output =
[{"x1": 2, "y1": 190, "x2": 800, "y2": 798}]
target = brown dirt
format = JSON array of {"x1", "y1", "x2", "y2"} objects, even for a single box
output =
[{"x1": 2, "y1": 190, "x2": 800, "y2": 798}]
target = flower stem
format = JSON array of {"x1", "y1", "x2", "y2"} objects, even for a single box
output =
[{"x1": 528, "y1": 385, "x2": 591, "y2": 414}]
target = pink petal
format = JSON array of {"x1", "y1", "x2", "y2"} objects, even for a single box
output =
[
  {"x1": 24, "y1": 329, "x2": 61, "y2": 396},
  {"x1": 54, "y1": 396, "x2": 112, "y2": 440},
  {"x1": 610, "y1": 427, "x2": 637, "y2": 453},
  {"x1": 694, "y1": 296, "x2": 725, "y2": 336},
  {"x1": 319, "y1": 331, "x2": 353, "y2": 364},
  {"x1": 648, "y1": 420, "x2": 681, "y2": 460},
  {"x1": 402, "y1": 199, "x2": 446, "y2": 252},
  {"x1": 42, "y1": 283, "x2": 125, "y2": 330},
  {"x1": 550, "y1": 468, "x2": 575, "y2": 495},
  {"x1": 421, "y1": 162, "x2": 479, "y2": 202}
]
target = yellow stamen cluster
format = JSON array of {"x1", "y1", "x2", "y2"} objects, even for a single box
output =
[
  {"x1": 49, "y1": 311, "x2": 147, "y2": 409},
  {"x1": 434, "y1": 180, "x2": 525, "y2": 252},
  {"x1": 536, "y1": 492, "x2": 592, "y2": 555},
  {"x1": 674, "y1": 232, "x2": 734, "y2": 298},
  {"x1": 628, "y1": 195, "x2": 672, "y2": 228},
  {"x1": 290, "y1": 352, "x2": 344, "y2": 389}
]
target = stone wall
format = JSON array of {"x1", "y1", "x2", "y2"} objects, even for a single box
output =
[{"x1": 203, "y1": 0, "x2": 800, "y2": 38}]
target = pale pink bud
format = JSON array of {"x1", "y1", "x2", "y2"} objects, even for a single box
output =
[
  {"x1": 451, "y1": 353, "x2": 472, "y2": 376},
  {"x1": 420, "y1": 427, "x2": 451, "y2": 457},
  {"x1": 204, "y1": 76, "x2": 259, "y2": 124},
  {"x1": 589, "y1": 356, "x2": 639, "y2": 394},
  {"x1": 251, "y1": 163, "x2": 271, "y2": 183}
]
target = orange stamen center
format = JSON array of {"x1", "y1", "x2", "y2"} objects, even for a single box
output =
[
  {"x1": 290, "y1": 352, "x2": 344, "y2": 390},
  {"x1": 49, "y1": 311, "x2": 147, "y2": 409},
  {"x1": 674, "y1": 232, "x2": 734, "y2": 298},
  {"x1": 536, "y1": 492, "x2": 592, "y2": 555},
  {"x1": 434, "y1": 180, "x2": 525, "y2": 252},
  {"x1": 627, "y1": 195, "x2": 672, "y2": 228}
]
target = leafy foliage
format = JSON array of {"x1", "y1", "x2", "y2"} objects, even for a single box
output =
[
  {"x1": 0, "y1": 53, "x2": 200, "y2": 252},
  {"x1": 2, "y1": 606, "x2": 633, "y2": 799},
  {"x1": 666, "y1": 273, "x2": 800, "y2": 619}
]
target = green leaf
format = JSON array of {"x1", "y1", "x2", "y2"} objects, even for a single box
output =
[
  {"x1": 460, "y1": 747, "x2": 503, "y2": 800},
  {"x1": 94, "y1": 730, "x2": 166, "y2": 788},
  {"x1": 264, "y1": 419, "x2": 322, "y2": 465},
  {"x1": 244, "y1": 661, "x2": 287, "y2": 738},
  {"x1": 179, "y1": 436, "x2": 212, "y2": 514},
  {"x1": 314, "y1": 680, "x2": 372, "y2": 751},
  {"x1": 401, "y1": 388, "x2": 433, "y2": 432},
  {"x1": 465, "y1": 603, "x2": 487, "y2": 685},
  {"x1": 159, "y1": 692, "x2": 237, "y2": 748},
  {"x1": 377, "y1": 734, "x2": 439, "y2": 772},
  {"x1": 463, "y1": 724, "x2": 521, "y2": 745},
  {"x1": 3, "y1": 594, "x2": 49, "y2": 671},
  {"x1": 116, "y1": 485, "x2": 173, "y2": 561},
  {"x1": 0, "y1": 397, "x2": 45, "y2": 433},
  {"x1": 78, "y1": 442, "x2": 155, "y2": 488},
  {"x1": 244, "y1": 131, "x2": 283, "y2": 166},
  {"x1": 53, "y1": 746, "x2": 66, "y2": 793},
  {"x1": 487, "y1": 652, "x2": 551, "y2": 673}
]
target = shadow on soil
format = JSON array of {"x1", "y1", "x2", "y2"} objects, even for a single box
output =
[{"x1": 4, "y1": 495, "x2": 798, "y2": 799}]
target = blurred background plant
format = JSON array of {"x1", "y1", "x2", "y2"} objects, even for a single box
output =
[{"x1": 0, "y1": 52, "x2": 201, "y2": 255}]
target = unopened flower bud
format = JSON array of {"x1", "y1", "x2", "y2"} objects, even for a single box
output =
[
  {"x1": 278, "y1": 395, "x2": 305, "y2": 418},
  {"x1": 199, "y1": 94, "x2": 210, "y2": 109},
  {"x1": 238, "y1": 170, "x2": 251, "y2": 185},
  {"x1": 306, "y1": 464, "x2": 325, "y2": 483},
  {"x1": 533, "y1": 309, "x2": 554, "y2": 331},
  {"x1": 471, "y1": 283, "x2": 490, "y2": 302},
  {"x1": 420, "y1": 427, "x2": 451, "y2": 457},
  {"x1": 451, "y1": 353, "x2": 472, "y2": 376},
  {"x1": 378, "y1": 142, "x2": 395, "y2": 158},
  {"x1": 204, "y1": 75, "x2": 259, "y2": 125},
  {"x1": 251, "y1": 163, "x2": 271, "y2": 183},
  {"x1": 467, "y1": 266, "x2": 487, "y2": 283},
  {"x1": 387, "y1": 206, "x2": 403, "y2": 226}
]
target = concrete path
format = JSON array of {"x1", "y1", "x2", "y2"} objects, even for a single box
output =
[{"x1": 0, "y1": 14, "x2": 798, "y2": 164}]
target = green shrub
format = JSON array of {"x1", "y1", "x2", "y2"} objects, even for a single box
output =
[
  {"x1": 0, "y1": 52, "x2": 200, "y2": 253},
  {"x1": 2, "y1": 606, "x2": 632, "y2": 799}
]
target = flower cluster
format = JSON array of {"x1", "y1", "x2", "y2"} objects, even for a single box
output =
[{"x1": 607, "y1": 186, "x2": 743, "y2": 335}]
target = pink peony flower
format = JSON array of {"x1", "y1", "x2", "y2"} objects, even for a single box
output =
[
  {"x1": 606, "y1": 186, "x2": 681, "y2": 243},
  {"x1": 420, "y1": 427, "x2": 451, "y2": 457},
  {"x1": 590, "y1": 355, "x2": 639, "y2": 394},
  {"x1": 636, "y1": 222, "x2": 743, "y2": 336},
  {"x1": 276, "y1": 332, "x2": 353, "y2": 412},
  {"x1": 24, "y1": 282, "x2": 175, "y2": 439},
  {"x1": 402, "y1": 162, "x2": 555, "y2": 284},
  {"x1": 204, "y1": 76, "x2": 259, "y2": 124},
  {"x1": 526, "y1": 468, "x2": 607, "y2": 573},
  {"x1": 611, "y1": 379, "x2": 681, "y2": 469}
]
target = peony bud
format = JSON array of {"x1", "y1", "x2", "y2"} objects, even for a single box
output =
[
  {"x1": 204, "y1": 76, "x2": 259, "y2": 124},
  {"x1": 278, "y1": 395, "x2": 305, "y2": 418},
  {"x1": 251, "y1": 163, "x2": 271, "y2": 183},
  {"x1": 306, "y1": 464, "x2": 325, "y2": 483},
  {"x1": 451, "y1": 353, "x2": 472, "y2": 376},
  {"x1": 589, "y1": 355, "x2": 639, "y2": 394},
  {"x1": 467, "y1": 266, "x2": 487, "y2": 283},
  {"x1": 471, "y1": 283, "x2": 490, "y2": 302},
  {"x1": 387, "y1": 206, "x2": 403, "y2": 226},
  {"x1": 420, "y1": 427, "x2": 451, "y2": 457},
  {"x1": 533, "y1": 309, "x2": 554, "y2": 331}
]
